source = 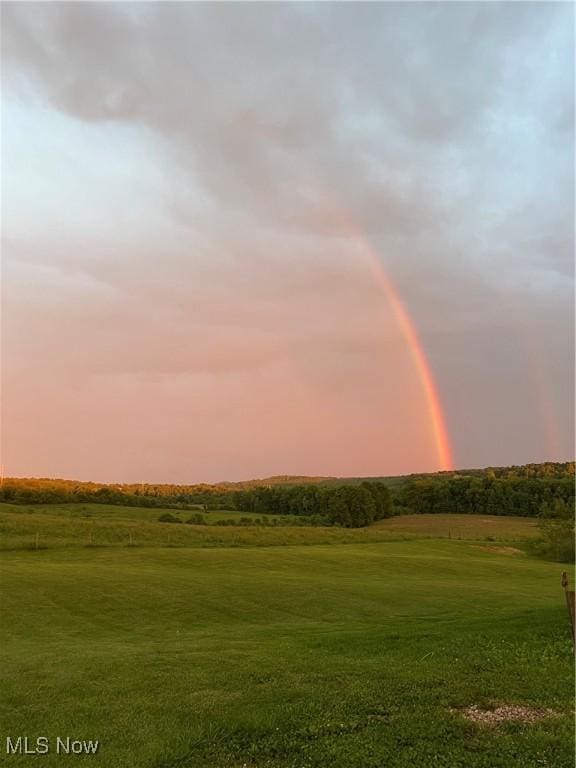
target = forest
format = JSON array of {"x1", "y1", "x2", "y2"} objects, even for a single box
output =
[{"x1": 0, "y1": 462, "x2": 573, "y2": 528}]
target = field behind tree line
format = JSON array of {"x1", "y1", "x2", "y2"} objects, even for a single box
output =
[{"x1": 0, "y1": 502, "x2": 540, "y2": 551}]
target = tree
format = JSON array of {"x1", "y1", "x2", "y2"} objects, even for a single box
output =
[{"x1": 535, "y1": 499, "x2": 575, "y2": 562}]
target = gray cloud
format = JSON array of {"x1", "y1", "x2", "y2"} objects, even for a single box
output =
[{"x1": 4, "y1": 3, "x2": 572, "y2": 266}]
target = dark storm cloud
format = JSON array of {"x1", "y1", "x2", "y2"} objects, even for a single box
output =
[{"x1": 3, "y1": 3, "x2": 568, "y2": 233}]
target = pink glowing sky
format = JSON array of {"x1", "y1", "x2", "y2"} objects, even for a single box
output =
[{"x1": 2, "y1": 2, "x2": 574, "y2": 483}]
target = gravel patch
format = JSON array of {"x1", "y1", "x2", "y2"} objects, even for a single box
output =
[
  {"x1": 474, "y1": 546, "x2": 523, "y2": 555},
  {"x1": 454, "y1": 704, "x2": 559, "y2": 726}
]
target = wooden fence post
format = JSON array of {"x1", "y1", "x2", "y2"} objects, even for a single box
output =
[{"x1": 561, "y1": 571, "x2": 575, "y2": 649}]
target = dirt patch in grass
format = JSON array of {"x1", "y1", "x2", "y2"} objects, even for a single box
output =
[
  {"x1": 475, "y1": 545, "x2": 523, "y2": 555},
  {"x1": 455, "y1": 704, "x2": 558, "y2": 726}
]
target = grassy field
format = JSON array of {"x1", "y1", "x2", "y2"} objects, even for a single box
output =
[
  {"x1": 0, "y1": 502, "x2": 276, "y2": 524},
  {"x1": 0, "y1": 507, "x2": 573, "y2": 768},
  {"x1": 0, "y1": 503, "x2": 539, "y2": 551}
]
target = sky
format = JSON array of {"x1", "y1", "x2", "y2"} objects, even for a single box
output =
[{"x1": 1, "y1": 1, "x2": 574, "y2": 484}]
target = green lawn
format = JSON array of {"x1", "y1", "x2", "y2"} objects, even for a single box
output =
[{"x1": 0, "y1": 534, "x2": 573, "y2": 767}]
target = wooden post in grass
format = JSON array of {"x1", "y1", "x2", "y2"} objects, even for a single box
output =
[{"x1": 561, "y1": 572, "x2": 575, "y2": 648}]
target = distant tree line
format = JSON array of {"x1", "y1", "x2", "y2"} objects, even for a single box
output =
[
  {"x1": 157, "y1": 512, "x2": 334, "y2": 528},
  {"x1": 396, "y1": 474, "x2": 574, "y2": 517},
  {"x1": 0, "y1": 478, "x2": 392, "y2": 528},
  {"x1": 0, "y1": 479, "x2": 233, "y2": 510},
  {"x1": 0, "y1": 462, "x2": 573, "y2": 527},
  {"x1": 478, "y1": 462, "x2": 574, "y2": 480},
  {"x1": 234, "y1": 482, "x2": 393, "y2": 527}
]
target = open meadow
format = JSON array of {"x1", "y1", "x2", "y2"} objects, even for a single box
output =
[
  {"x1": 0, "y1": 503, "x2": 539, "y2": 550},
  {"x1": 0, "y1": 506, "x2": 573, "y2": 767}
]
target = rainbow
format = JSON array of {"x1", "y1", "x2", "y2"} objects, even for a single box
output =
[
  {"x1": 320, "y1": 203, "x2": 454, "y2": 471},
  {"x1": 362, "y1": 247, "x2": 454, "y2": 471}
]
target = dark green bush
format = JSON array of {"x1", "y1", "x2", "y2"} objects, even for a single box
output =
[
  {"x1": 530, "y1": 499, "x2": 575, "y2": 562},
  {"x1": 185, "y1": 513, "x2": 206, "y2": 525},
  {"x1": 158, "y1": 512, "x2": 182, "y2": 524}
]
